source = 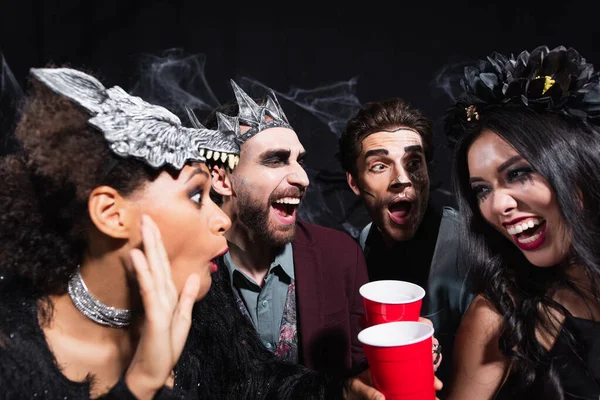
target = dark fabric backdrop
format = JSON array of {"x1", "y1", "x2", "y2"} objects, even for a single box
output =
[{"x1": 1, "y1": 1, "x2": 598, "y2": 236}]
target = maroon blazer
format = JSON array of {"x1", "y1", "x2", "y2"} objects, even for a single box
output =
[{"x1": 292, "y1": 220, "x2": 369, "y2": 377}]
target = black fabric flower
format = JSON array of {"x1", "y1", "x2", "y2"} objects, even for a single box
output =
[{"x1": 445, "y1": 45, "x2": 600, "y2": 147}]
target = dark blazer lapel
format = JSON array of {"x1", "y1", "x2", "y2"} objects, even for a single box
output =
[{"x1": 292, "y1": 221, "x2": 324, "y2": 369}]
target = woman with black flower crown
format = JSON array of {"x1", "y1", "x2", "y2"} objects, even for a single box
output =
[{"x1": 443, "y1": 45, "x2": 600, "y2": 399}]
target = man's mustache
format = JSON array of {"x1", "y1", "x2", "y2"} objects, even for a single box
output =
[{"x1": 269, "y1": 188, "x2": 306, "y2": 202}]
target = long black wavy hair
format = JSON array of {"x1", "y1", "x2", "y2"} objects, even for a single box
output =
[{"x1": 451, "y1": 105, "x2": 600, "y2": 398}]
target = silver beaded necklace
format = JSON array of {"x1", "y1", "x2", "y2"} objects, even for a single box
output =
[{"x1": 67, "y1": 266, "x2": 132, "y2": 328}]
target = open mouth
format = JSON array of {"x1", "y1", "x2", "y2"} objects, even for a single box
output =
[
  {"x1": 506, "y1": 218, "x2": 546, "y2": 244},
  {"x1": 388, "y1": 201, "x2": 412, "y2": 225},
  {"x1": 209, "y1": 247, "x2": 229, "y2": 273},
  {"x1": 271, "y1": 197, "x2": 301, "y2": 223},
  {"x1": 505, "y1": 217, "x2": 548, "y2": 251}
]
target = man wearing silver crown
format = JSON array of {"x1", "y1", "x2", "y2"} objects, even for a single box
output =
[{"x1": 199, "y1": 80, "x2": 388, "y2": 398}]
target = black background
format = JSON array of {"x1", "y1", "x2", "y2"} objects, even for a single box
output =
[{"x1": 1, "y1": 1, "x2": 598, "y2": 236}]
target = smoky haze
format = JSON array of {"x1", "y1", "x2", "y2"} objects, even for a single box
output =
[
  {"x1": 131, "y1": 50, "x2": 369, "y2": 237},
  {"x1": 0, "y1": 54, "x2": 24, "y2": 155}
]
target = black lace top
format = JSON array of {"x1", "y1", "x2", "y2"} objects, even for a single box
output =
[
  {"x1": 0, "y1": 268, "x2": 345, "y2": 399},
  {"x1": 0, "y1": 294, "x2": 184, "y2": 400}
]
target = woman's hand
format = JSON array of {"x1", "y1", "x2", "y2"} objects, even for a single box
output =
[{"x1": 125, "y1": 214, "x2": 202, "y2": 400}]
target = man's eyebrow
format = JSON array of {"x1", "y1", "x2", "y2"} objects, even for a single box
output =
[
  {"x1": 364, "y1": 149, "x2": 388, "y2": 159},
  {"x1": 404, "y1": 145, "x2": 423, "y2": 154},
  {"x1": 259, "y1": 149, "x2": 292, "y2": 160}
]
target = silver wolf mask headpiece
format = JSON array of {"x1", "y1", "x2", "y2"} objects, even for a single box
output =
[{"x1": 30, "y1": 68, "x2": 239, "y2": 170}]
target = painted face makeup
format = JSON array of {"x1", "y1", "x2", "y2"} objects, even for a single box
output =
[
  {"x1": 351, "y1": 129, "x2": 430, "y2": 244},
  {"x1": 231, "y1": 126, "x2": 309, "y2": 247},
  {"x1": 467, "y1": 130, "x2": 570, "y2": 267}
]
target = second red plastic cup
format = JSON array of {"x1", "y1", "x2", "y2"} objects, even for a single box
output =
[
  {"x1": 358, "y1": 321, "x2": 435, "y2": 400},
  {"x1": 359, "y1": 280, "x2": 425, "y2": 327}
]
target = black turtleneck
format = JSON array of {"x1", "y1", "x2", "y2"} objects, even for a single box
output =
[{"x1": 362, "y1": 204, "x2": 442, "y2": 290}]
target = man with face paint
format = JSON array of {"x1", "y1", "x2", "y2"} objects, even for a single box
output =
[
  {"x1": 339, "y1": 98, "x2": 474, "y2": 388},
  {"x1": 198, "y1": 81, "x2": 393, "y2": 399}
]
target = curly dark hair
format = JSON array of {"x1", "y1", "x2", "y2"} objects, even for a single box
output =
[
  {"x1": 451, "y1": 106, "x2": 600, "y2": 398},
  {"x1": 0, "y1": 74, "x2": 159, "y2": 297},
  {"x1": 338, "y1": 98, "x2": 433, "y2": 178}
]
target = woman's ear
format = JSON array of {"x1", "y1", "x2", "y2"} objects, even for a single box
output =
[
  {"x1": 211, "y1": 164, "x2": 233, "y2": 196},
  {"x1": 88, "y1": 186, "x2": 134, "y2": 239}
]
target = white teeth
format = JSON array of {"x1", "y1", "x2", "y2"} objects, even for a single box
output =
[
  {"x1": 274, "y1": 197, "x2": 301, "y2": 205},
  {"x1": 206, "y1": 150, "x2": 213, "y2": 159},
  {"x1": 199, "y1": 149, "x2": 205, "y2": 157},
  {"x1": 227, "y1": 154, "x2": 235, "y2": 170},
  {"x1": 517, "y1": 230, "x2": 543, "y2": 244},
  {"x1": 213, "y1": 151, "x2": 220, "y2": 161},
  {"x1": 221, "y1": 152, "x2": 228, "y2": 163},
  {"x1": 506, "y1": 218, "x2": 543, "y2": 236}
]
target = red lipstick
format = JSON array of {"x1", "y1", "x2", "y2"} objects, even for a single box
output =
[
  {"x1": 511, "y1": 221, "x2": 547, "y2": 251},
  {"x1": 502, "y1": 216, "x2": 530, "y2": 227},
  {"x1": 209, "y1": 247, "x2": 229, "y2": 273}
]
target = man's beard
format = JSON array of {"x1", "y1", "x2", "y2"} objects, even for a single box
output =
[{"x1": 236, "y1": 187, "x2": 297, "y2": 248}]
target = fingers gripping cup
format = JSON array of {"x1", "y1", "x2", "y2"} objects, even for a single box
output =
[
  {"x1": 360, "y1": 280, "x2": 425, "y2": 326},
  {"x1": 358, "y1": 321, "x2": 435, "y2": 400}
]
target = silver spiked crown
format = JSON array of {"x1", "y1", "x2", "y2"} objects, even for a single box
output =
[
  {"x1": 30, "y1": 68, "x2": 240, "y2": 170},
  {"x1": 186, "y1": 80, "x2": 293, "y2": 169},
  {"x1": 229, "y1": 80, "x2": 293, "y2": 143},
  {"x1": 210, "y1": 79, "x2": 293, "y2": 145}
]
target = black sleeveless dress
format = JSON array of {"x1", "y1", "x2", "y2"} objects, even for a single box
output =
[
  {"x1": 497, "y1": 313, "x2": 600, "y2": 399},
  {"x1": 550, "y1": 314, "x2": 600, "y2": 399}
]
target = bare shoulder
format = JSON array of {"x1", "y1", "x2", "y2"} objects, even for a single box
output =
[
  {"x1": 455, "y1": 295, "x2": 506, "y2": 364},
  {"x1": 446, "y1": 295, "x2": 509, "y2": 400},
  {"x1": 459, "y1": 295, "x2": 503, "y2": 340}
]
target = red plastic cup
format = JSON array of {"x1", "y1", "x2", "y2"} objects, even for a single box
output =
[
  {"x1": 359, "y1": 280, "x2": 425, "y2": 327},
  {"x1": 358, "y1": 321, "x2": 435, "y2": 400}
]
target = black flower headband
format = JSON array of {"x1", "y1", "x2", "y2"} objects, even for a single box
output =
[{"x1": 444, "y1": 45, "x2": 600, "y2": 147}]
